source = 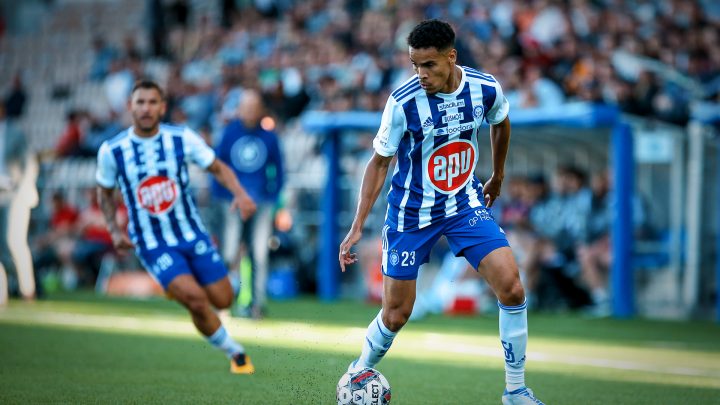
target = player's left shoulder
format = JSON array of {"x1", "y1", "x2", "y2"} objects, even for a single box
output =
[
  {"x1": 160, "y1": 122, "x2": 187, "y2": 136},
  {"x1": 462, "y1": 66, "x2": 498, "y2": 84}
]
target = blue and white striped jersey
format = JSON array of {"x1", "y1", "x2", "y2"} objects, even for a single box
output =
[
  {"x1": 96, "y1": 124, "x2": 215, "y2": 251},
  {"x1": 374, "y1": 66, "x2": 510, "y2": 232}
]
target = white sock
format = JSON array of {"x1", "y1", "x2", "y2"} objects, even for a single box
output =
[
  {"x1": 356, "y1": 310, "x2": 397, "y2": 368},
  {"x1": 498, "y1": 300, "x2": 527, "y2": 391},
  {"x1": 206, "y1": 325, "x2": 245, "y2": 358}
]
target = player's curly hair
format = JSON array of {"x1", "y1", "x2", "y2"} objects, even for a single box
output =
[{"x1": 407, "y1": 19, "x2": 455, "y2": 51}]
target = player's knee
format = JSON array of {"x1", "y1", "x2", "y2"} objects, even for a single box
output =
[
  {"x1": 183, "y1": 293, "x2": 211, "y2": 316},
  {"x1": 382, "y1": 308, "x2": 410, "y2": 332},
  {"x1": 498, "y1": 279, "x2": 525, "y2": 306},
  {"x1": 211, "y1": 293, "x2": 233, "y2": 310}
]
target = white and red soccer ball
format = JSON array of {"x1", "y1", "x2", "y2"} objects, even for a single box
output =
[{"x1": 337, "y1": 367, "x2": 391, "y2": 405}]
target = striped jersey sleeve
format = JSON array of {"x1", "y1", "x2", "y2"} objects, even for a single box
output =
[
  {"x1": 182, "y1": 127, "x2": 216, "y2": 169},
  {"x1": 484, "y1": 77, "x2": 509, "y2": 125},
  {"x1": 96, "y1": 141, "x2": 118, "y2": 188},
  {"x1": 373, "y1": 96, "x2": 407, "y2": 157}
]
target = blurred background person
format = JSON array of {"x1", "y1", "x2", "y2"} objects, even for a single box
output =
[
  {"x1": 0, "y1": 104, "x2": 38, "y2": 304},
  {"x1": 210, "y1": 89, "x2": 284, "y2": 319}
]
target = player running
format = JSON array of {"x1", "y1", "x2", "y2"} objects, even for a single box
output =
[
  {"x1": 96, "y1": 80, "x2": 256, "y2": 374},
  {"x1": 339, "y1": 20, "x2": 544, "y2": 404}
]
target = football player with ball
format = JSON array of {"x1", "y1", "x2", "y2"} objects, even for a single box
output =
[{"x1": 339, "y1": 20, "x2": 544, "y2": 405}]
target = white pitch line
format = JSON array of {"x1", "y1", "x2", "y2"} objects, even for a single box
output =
[{"x1": 1, "y1": 309, "x2": 719, "y2": 380}]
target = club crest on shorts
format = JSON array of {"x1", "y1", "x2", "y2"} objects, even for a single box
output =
[{"x1": 389, "y1": 250, "x2": 400, "y2": 266}]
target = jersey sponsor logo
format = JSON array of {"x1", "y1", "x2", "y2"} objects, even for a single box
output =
[
  {"x1": 136, "y1": 175, "x2": 178, "y2": 216},
  {"x1": 442, "y1": 112, "x2": 464, "y2": 124},
  {"x1": 421, "y1": 116, "x2": 434, "y2": 128},
  {"x1": 468, "y1": 208, "x2": 492, "y2": 226},
  {"x1": 435, "y1": 122, "x2": 474, "y2": 136},
  {"x1": 427, "y1": 139, "x2": 476, "y2": 194},
  {"x1": 437, "y1": 99, "x2": 465, "y2": 111}
]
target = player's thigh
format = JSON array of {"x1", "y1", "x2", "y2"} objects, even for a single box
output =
[
  {"x1": 477, "y1": 246, "x2": 524, "y2": 304},
  {"x1": 185, "y1": 237, "x2": 231, "y2": 303},
  {"x1": 444, "y1": 207, "x2": 510, "y2": 270},
  {"x1": 382, "y1": 275, "x2": 416, "y2": 313},
  {"x1": 166, "y1": 273, "x2": 210, "y2": 311},
  {"x1": 136, "y1": 247, "x2": 192, "y2": 291},
  {"x1": 203, "y1": 276, "x2": 233, "y2": 309}
]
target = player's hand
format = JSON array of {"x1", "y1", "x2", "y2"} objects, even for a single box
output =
[
  {"x1": 231, "y1": 194, "x2": 257, "y2": 221},
  {"x1": 483, "y1": 174, "x2": 504, "y2": 208},
  {"x1": 111, "y1": 231, "x2": 134, "y2": 251},
  {"x1": 339, "y1": 228, "x2": 361, "y2": 272}
]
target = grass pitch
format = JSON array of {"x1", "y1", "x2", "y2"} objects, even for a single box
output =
[{"x1": 1, "y1": 293, "x2": 719, "y2": 404}]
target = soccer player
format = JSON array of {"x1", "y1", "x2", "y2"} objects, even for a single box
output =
[
  {"x1": 96, "y1": 80, "x2": 256, "y2": 374},
  {"x1": 339, "y1": 20, "x2": 544, "y2": 404}
]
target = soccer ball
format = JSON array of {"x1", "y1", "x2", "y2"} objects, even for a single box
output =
[{"x1": 336, "y1": 367, "x2": 391, "y2": 405}]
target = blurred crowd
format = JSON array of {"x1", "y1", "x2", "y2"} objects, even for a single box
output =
[
  {"x1": 40, "y1": 0, "x2": 719, "y2": 160},
  {"x1": 4, "y1": 0, "x2": 716, "y2": 308}
]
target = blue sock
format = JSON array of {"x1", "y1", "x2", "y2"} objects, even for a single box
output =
[
  {"x1": 206, "y1": 325, "x2": 245, "y2": 358},
  {"x1": 356, "y1": 310, "x2": 397, "y2": 368},
  {"x1": 498, "y1": 300, "x2": 527, "y2": 391}
]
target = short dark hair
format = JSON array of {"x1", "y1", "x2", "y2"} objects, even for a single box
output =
[
  {"x1": 131, "y1": 79, "x2": 165, "y2": 99},
  {"x1": 407, "y1": 19, "x2": 455, "y2": 51}
]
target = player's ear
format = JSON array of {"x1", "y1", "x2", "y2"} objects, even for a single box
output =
[{"x1": 447, "y1": 48, "x2": 457, "y2": 64}]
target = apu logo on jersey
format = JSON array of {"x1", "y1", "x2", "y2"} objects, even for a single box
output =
[
  {"x1": 136, "y1": 175, "x2": 178, "y2": 215},
  {"x1": 427, "y1": 140, "x2": 476, "y2": 193}
]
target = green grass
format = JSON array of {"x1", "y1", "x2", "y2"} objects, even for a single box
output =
[{"x1": 1, "y1": 293, "x2": 719, "y2": 404}]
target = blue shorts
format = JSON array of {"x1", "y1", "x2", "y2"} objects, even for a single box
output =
[
  {"x1": 136, "y1": 236, "x2": 228, "y2": 289},
  {"x1": 381, "y1": 208, "x2": 509, "y2": 280}
]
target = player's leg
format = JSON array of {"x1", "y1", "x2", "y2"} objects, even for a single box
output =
[
  {"x1": 187, "y1": 237, "x2": 255, "y2": 373},
  {"x1": 351, "y1": 224, "x2": 439, "y2": 371},
  {"x1": 474, "y1": 247, "x2": 543, "y2": 404},
  {"x1": 168, "y1": 274, "x2": 222, "y2": 335},
  {"x1": 351, "y1": 276, "x2": 415, "y2": 371},
  {"x1": 447, "y1": 210, "x2": 543, "y2": 404},
  {"x1": 249, "y1": 204, "x2": 272, "y2": 318},
  {"x1": 170, "y1": 273, "x2": 254, "y2": 373}
]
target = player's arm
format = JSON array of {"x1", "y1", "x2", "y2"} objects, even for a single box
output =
[
  {"x1": 483, "y1": 116, "x2": 511, "y2": 208},
  {"x1": 483, "y1": 78, "x2": 512, "y2": 208},
  {"x1": 339, "y1": 96, "x2": 404, "y2": 271},
  {"x1": 206, "y1": 158, "x2": 257, "y2": 220},
  {"x1": 97, "y1": 186, "x2": 133, "y2": 250},
  {"x1": 95, "y1": 142, "x2": 132, "y2": 250},
  {"x1": 339, "y1": 152, "x2": 393, "y2": 271}
]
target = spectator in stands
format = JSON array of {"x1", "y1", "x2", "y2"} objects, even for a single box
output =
[
  {"x1": 0, "y1": 104, "x2": 37, "y2": 303},
  {"x1": 55, "y1": 110, "x2": 86, "y2": 158},
  {"x1": 82, "y1": 110, "x2": 124, "y2": 155},
  {"x1": 32, "y1": 191, "x2": 79, "y2": 291},
  {"x1": 4, "y1": 73, "x2": 27, "y2": 119},
  {"x1": 71, "y1": 189, "x2": 122, "y2": 287},
  {"x1": 210, "y1": 89, "x2": 284, "y2": 319},
  {"x1": 88, "y1": 36, "x2": 118, "y2": 82},
  {"x1": 527, "y1": 168, "x2": 593, "y2": 310},
  {"x1": 577, "y1": 170, "x2": 650, "y2": 316}
]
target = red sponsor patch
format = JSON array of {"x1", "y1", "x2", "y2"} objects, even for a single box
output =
[
  {"x1": 427, "y1": 140, "x2": 476, "y2": 193},
  {"x1": 136, "y1": 175, "x2": 178, "y2": 215}
]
